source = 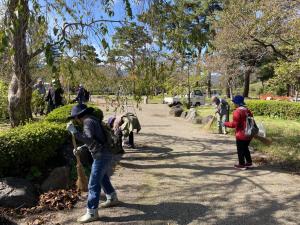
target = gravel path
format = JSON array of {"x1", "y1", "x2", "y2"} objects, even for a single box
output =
[{"x1": 20, "y1": 104, "x2": 300, "y2": 225}]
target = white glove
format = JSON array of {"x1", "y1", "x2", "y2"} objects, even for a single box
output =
[
  {"x1": 73, "y1": 145, "x2": 86, "y2": 156},
  {"x1": 66, "y1": 121, "x2": 77, "y2": 134}
]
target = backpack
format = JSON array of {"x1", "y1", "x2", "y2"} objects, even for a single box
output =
[
  {"x1": 244, "y1": 111, "x2": 259, "y2": 137},
  {"x1": 101, "y1": 122, "x2": 123, "y2": 154}
]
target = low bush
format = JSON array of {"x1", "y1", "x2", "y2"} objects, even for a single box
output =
[
  {"x1": 0, "y1": 104, "x2": 104, "y2": 177},
  {"x1": 246, "y1": 100, "x2": 300, "y2": 120},
  {"x1": 0, "y1": 121, "x2": 67, "y2": 177},
  {"x1": 45, "y1": 104, "x2": 103, "y2": 123}
]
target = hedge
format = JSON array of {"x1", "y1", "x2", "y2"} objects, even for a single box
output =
[
  {"x1": 0, "y1": 104, "x2": 104, "y2": 177},
  {"x1": 45, "y1": 104, "x2": 103, "y2": 123},
  {"x1": 0, "y1": 122, "x2": 67, "y2": 177},
  {"x1": 246, "y1": 100, "x2": 300, "y2": 120}
]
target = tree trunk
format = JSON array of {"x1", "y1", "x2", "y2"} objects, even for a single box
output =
[
  {"x1": 7, "y1": 0, "x2": 32, "y2": 127},
  {"x1": 226, "y1": 85, "x2": 230, "y2": 98},
  {"x1": 207, "y1": 72, "x2": 212, "y2": 98},
  {"x1": 286, "y1": 84, "x2": 291, "y2": 97},
  {"x1": 243, "y1": 70, "x2": 251, "y2": 97}
]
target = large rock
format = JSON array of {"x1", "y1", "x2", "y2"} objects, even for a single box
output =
[
  {"x1": 192, "y1": 117, "x2": 203, "y2": 124},
  {"x1": 186, "y1": 108, "x2": 197, "y2": 122},
  {"x1": 169, "y1": 106, "x2": 183, "y2": 117},
  {"x1": 0, "y1": 216, "x2": 18, "y2": 225},
  {"x1": 41, "y1": 167, "x2": 71, "y2": 193},
  {"x1": 181, "y1": 111, "x2": 188, "y2": 118},
  {"x1": 0, "y1": 177, "x2": 38, "y2": 208}
]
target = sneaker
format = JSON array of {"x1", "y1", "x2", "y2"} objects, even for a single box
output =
[
  {"x1": 77, "y1": 208, "x2": 99, "y2": 223},
  {"x1": 100, "y1": 192, "x2": 119, "y2": 208},
  {"x1": 245, "y1": 162, "x2": 253, "y2": 168},
  {"x1": 234, "y1": 164, "x2": 247, "y2": 170}
]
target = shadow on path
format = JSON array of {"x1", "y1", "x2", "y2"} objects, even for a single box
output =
[{"x1": 102, "y1": 202, "x2": 208, "y2": 225}]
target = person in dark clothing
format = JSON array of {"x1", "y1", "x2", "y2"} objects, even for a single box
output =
[
  {"x1": 45, "y1": 79, "x2": 64, "y2": 113},
  {"x1": 75, "y1": 84, "x2": 88, "y2": 104},
  {"x1": 66, "y1": 104, "x2": 119, "y2": 223},
  {"x1": 224, "y1": 95, "x2": 253, "y2": 170},
  {"x1": 108, "y1": 116, "x2": 125, "y2": 154}
]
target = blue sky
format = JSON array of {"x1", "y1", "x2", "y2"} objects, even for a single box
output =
[{"x1": 43, "y1": 0, "x2": 148, "y2": 57}]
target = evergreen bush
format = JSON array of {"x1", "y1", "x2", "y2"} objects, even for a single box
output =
[
  {"x1": 0, "y1": 122, "x2": 67, "y2": 177},
  {"x1": 246, "y1": 100, "x2": 300, "y2": 120}
]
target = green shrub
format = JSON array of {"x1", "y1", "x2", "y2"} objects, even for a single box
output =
[
  {"x1": 0, "y1": 81, "x2": 8, "y2": 120},
  {"x1": 246, "y1": 100, "x2": 300, "y2": 120},
  {"x1": 0, "y1": 121, "x2": 67, "y2": 177},
  {"x1": 45, "y1": 104, "x2": 103, "y2": 123},
  {"x1": 0, "y1": 104, "x2": 104, "y2": 177}
]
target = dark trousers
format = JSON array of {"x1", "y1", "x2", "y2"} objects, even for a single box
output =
[
  {"x1": 129, "y1": 131, "x2": 134, "y2": 147},
  {"x1": 236, "y1": 140, "x2": 252, "y2": 165}
]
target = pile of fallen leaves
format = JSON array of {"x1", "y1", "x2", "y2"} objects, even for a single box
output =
[
  {"x1": 0, "y1": 189, "x2": 80, "y2": 218},
  {"x1": 40, "y1": 189, "x2": 79, "y2": 210}
]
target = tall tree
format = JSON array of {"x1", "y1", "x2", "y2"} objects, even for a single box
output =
[
  {"x1": 108, "y1": 23, "x2": 152, "y2": 72},
  {"x1": 108, "y1": 22, "x2": 152, "y2": 95},
  {"x1": 1, "y1": 0, "x2": 132, "y2": 126},
  {"x1": 140, "y1": 0, "x2": 222, "y2": 97},
  {"x1": 212, "y1": 0, "x2": 299, "y2": 97}
]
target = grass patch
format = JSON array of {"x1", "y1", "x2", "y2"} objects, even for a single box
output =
[
  {"x1": 252, "y1": 116, "x2": 300, "y2": 171},
  {"x1": 197, "y1": 106, "x2": 215, "y2": 118},
  {"x1": 148, "y1": 95, "x2": 164, "y2": 104}
]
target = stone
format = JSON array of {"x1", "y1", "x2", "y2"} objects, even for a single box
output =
[
  {"x1": 143, "y1": 96, "x2": 148, "y2": 104},
  {"x1": 202, "y1": 115, "x2": 214, "y2": 124},
  {"x1": 181, "y1": 111, "x2": 188, "y2": 118},
  {"x1": 192, "y1": 117, "x2": 203, "y2": 124},
  {"x1": 0, "y1": 177, "x2": 38, "y2": 208},
  {"x1": 186, "y1": 108, "x2": 197, "y2": 122},
  {"x1": 41, "y1": 166, "x2": 71, "y2": 193},
  {"x1": 169, "y1": 106, "x2": 183, "y2": 117},
  {"x1": 0, "y1": 216, "x2": 18, "y2": 225}
]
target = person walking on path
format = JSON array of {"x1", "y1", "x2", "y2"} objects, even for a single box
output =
[
  {"x1": 66, "y1": 104, "x2": 119, "y2": 223},
  {"x1": 224, "y1": 95, "x2": 253, "y2": 170},
  {"x1": 211, "y1": 96, "x2": 230, "y2": 134}
]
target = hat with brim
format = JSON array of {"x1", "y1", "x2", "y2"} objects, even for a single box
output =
[
  {"x1": 68, "y1": 104, "x2": 94, "y2": 119},
  {"x1": 232, "y1": 95, "x2": 245, "y2": 106}
]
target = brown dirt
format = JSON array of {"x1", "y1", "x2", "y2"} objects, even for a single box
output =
[{"x1": 17, "y1": 104, "x2": 300, "y2": 225}]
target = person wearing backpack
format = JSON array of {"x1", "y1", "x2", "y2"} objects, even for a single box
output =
[
  {"x1": 66, "y1": 104, "x2": 119, "y2": 223},
  {"x1": 108, "y1": 116, "x2": 125, "y2": 154},
  {"x1": 224, "y1": 95, "x2": 253, "y2": 170}
]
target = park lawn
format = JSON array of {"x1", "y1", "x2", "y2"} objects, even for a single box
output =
[
  {"x1": 252, "y1": 116, "x2": 300, "y2": 170},
  {"x1": 148, "y1": 95, "x2": 164, "y2": 104},
  {"x1": 197, "y1": 105, "x2": 300, "y2": 171}
]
